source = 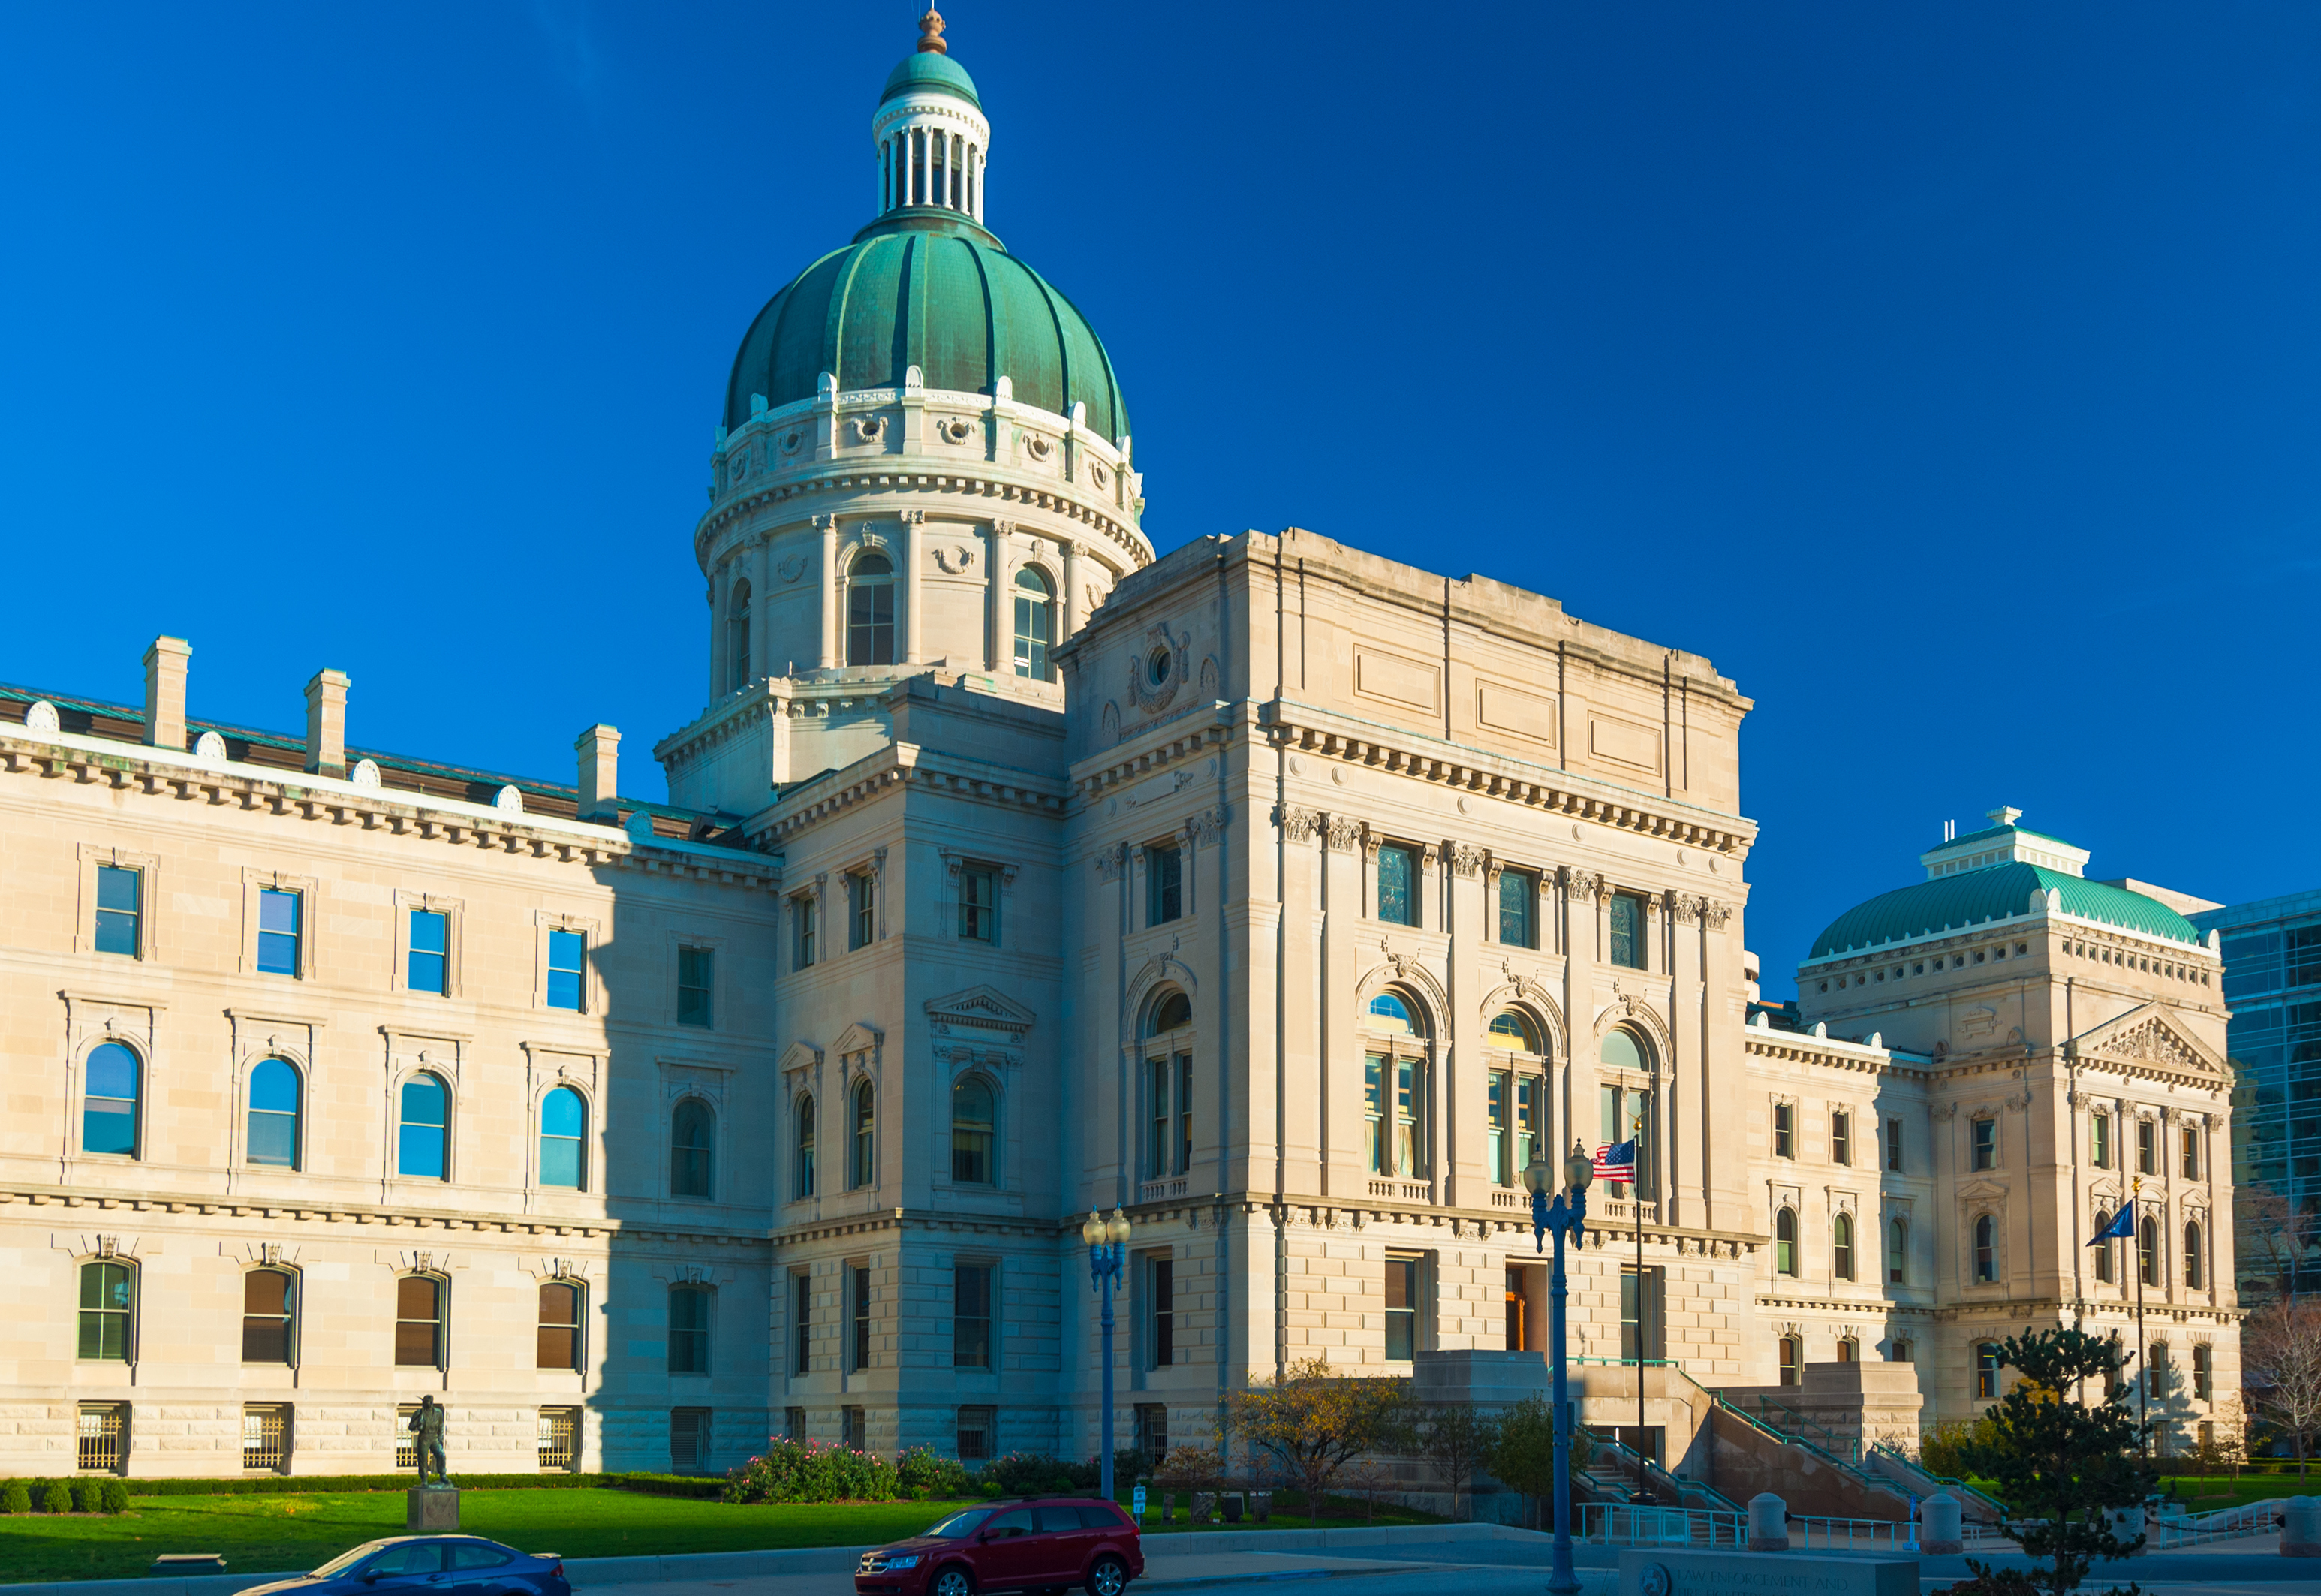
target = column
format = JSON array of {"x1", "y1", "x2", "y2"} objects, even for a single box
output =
[
  {"x1": 952, "y1": 134, "x2": 964, "y2": 209},
  {"x1": 754, "y1": 533, "x2": 774, "y2": 682},
  {"x1": 1062, "y1": 539, "x2": 1082, "y2": 637},
  {"x1": 903, "y1": 510, "x2": 926, "y2": 664},
  {"x1": 984, "y1": 520, "x2": 1011, "y2": 672},
  {"x1": 817, "y1": 516, "x2": 839, "y2": 670},
  {"x1": 709, "y1": 559, "x2": 729, "y2": 697}
]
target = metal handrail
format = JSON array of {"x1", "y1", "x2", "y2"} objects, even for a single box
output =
[
  {"x1": 1865, "y1": 1441, "x2": 2009, "y2": 1522},
  {"x1": 1726, "y1": 1390, "x2": 1862, "y2": 1464}
]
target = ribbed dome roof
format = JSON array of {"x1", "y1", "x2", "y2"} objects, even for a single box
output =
[
  {"x1": 721, "y1": 216, "x2": 1128, "y2": 445},
  {"x1": 882, "y1": 49, "x2": 979, "y2": 108},
  {"x1": 1808, "y1": 863, "x2": 2199, "y2": 960}
]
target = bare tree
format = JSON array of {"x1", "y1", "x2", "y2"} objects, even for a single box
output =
[
  {"x1": 1413, "y1": 1405, "x2": 1499, "y2": 1521},
  {"x1": 2237, "y1": 1182, "x2": 2319, "y2": 1299},
  {"x1": 2243, "y1": 1298, "x2": 2321, "y2": 1479}
]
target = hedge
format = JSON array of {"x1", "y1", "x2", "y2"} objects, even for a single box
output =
[{"x1": 113, "y1": 1472, "x2": 718, "y2": 1498}]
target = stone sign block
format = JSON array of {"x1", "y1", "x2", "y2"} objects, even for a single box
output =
[
  {"x1": 408, "y1": 1486, "x2": 460, "y2": 1532},
  {"x1": 1618, "y1": 1549, "x2": 1918, "y2": 1596}
]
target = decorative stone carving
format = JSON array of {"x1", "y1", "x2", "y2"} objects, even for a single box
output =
[
  {"x1": 780, "y1": 429, "x2": 803, "y2": 455},
  {"x1": 1564, "y1": 868, "x2": 1600, "y2": 898},
  {"x1": 777, "y1": 553, "x2": 810, "y2": 583},
  {"x1": 1094, "y1": 842, "x2": 1128, "y2": 882},
  {"x1": 935, "y1": 416, "x2": 974, "y2": 444},
  {"x1": 848, "y1": 414, "x2": 888, "y2": 444},
  {"x1": 899, "y1": 508, "x2": 926, "y2": 527},
  {"x1": 1129, "y1": 625, "x2": 1190, "y2": 716},
  {"x1": 493, "y1": 785, "x2": 524, "y2": 814},
  {"x1": 195, "y1": 730, "x2": 228, "y2": 761},
  {"x1": 1089, "y1": 459, "x2": 1110, "y2": 488},
  {"x1": 349, "y1": 757, "x2": 381, "y2": 787},
  {"x1": 1100, "y1": 701, "x2": 1121, "y2": 743},
  {"x1": 1323, "y1": 816, "x2": 1362, "y2": 854},
  {"x1": 1702, "y1": 899, "x2": 1733, "y2": 929},
  {"x1": 934, "y1": 545, "x2": 975, "y2": 574},
  {"x1": 1275, "y1": 805, "x2": 1323, "y2": 842},
  {"x1": 1448, "y1": 843, "x2": 1486, "y2": 879},
  {"x1": 1190, "y1": 806, "x2": 1227, "y2": 844},
  {"x1": 23, "y1": 700, "x2": 59, "y2": 735},
  {"x1": 1024, "y1": 432, "x2": 1052, "y2": 461}
]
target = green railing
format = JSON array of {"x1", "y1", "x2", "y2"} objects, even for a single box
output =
[{"x1": 1865, "y1": 1442, "x2": 2008, "y2": 1522}]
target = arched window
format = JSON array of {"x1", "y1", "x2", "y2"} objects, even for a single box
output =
[
  {"x1": 1600, "y1": 1029, "x2": 1653, "y2": 1197},
  {"x1": 1832, "y1": 1213, "x2": 1855, "y2": 1281},
  {"x1": 726, "y1": 579, "x2": 752, "y2": 693},
  {"x1": 671, "y1": 1098, "x2": 715, "y2": 1199},
  {"x1": 1775, "y1": 1207, "x2": 1798, "y2": 1275},
  {"x1": 82, "y1": 1040, "x2": 140, "y2": 1157},
  {"x1": 242, "y1": 1269, "x2": 297, "y2": 1363},
  {"x1": 1835, "y1": 1336, "x2": 1858, "y2": 1364},
  {"x1": 1600, "y1": 1028, "x2": 1646, "y2": 1073},
  {"x1": 1778, "y1": 1335, "x2": 1802, "y2": 1387},
  {"x1": 2184, "y1": 1221, "x2": 2204, "y2": 1289},
  {"x1": 847, "y1": 552, "x2": 896, "y2": 667},
  {"x1": 77, "y1": 1260, "x2": 135, "y2": 1361},
  {"x1": 398, "y1": 1074, "x2": 449, "y2": 1180},
  {"x1": 1976, "y1": 1342, "x2": 2003, "y2": 1399},
  {"x1": 2140, "y1": 1216, "x2": 2160, "y2": 1286},
  {"x1": 539, "y1": 1086, "x2": 586, "y2": 1189},
  {"x1": 1013, "y1": 566, "x2": 1055, "y2": 680},
  {"x1": 394, "y1": 1275, "x2": 444, "y2": 1367},
  {"x1": 1887, "y1": 1218, "x2": 1908, "y2": 1284},
  {"x1": 952, "y1": 1077, "x2": 995, "y2": 1185},
  {"x1": 1145, "y1": 992, "x2": 1194, "y2": 1182},
  {"x1": 1486, "y1": 1011, "x2": 1546, "y2": 1187},
  {"x1": 247, "y1": 1058, "x2": 300, "y2": 1169},
  {"x1": 668, "y1": 1284, "x2": 711, "y2": 1374},
  {"x1": 850, "y1": 1080, "x2": 876, "y2": 1189},
  {"x1": 1974, "y1": 1214, "x2": 1997, "y2": 1282},
  {"x1": 1363, "y1": 989, "x2": 1430, "y2": 1179},
  {"x1": 537, "y1": 1281, "x2": 583, "y2": 1372},
  {"x1": 793, "y1": 1095, "x2": 817, "y2": 1199}
]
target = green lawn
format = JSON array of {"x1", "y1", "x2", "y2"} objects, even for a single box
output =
[
  {"x1": 2154, "y1": 1471, "x2": 2321, "y2": 1510},
  {"x1": 0, "y1": 1487, "x2": 1440, "y2": 1584}
]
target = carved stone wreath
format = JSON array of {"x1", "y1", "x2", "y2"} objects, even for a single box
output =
[
  {"x1": 936, "y1": 417, "x2": 974, "y2": 444},
  {"x1": 934, "y1": 545, "x2": 976, "y2": 574},
  {"x1": 1129, "y1": 624, "x2": 1189, "y2": 716},
  {"x1": 1090, "y1": 460, "x2": 1110, "y2": 488},
  {"x1": 1023, "y1": 432, "x2": 1053, "y2": 462},
  {"x1": 849, "y1": 415, "x2": 889, "y2": 444}
]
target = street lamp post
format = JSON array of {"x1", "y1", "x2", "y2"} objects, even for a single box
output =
[
  {"x1": 1527, "y1": 1140, "x2": 1596, "y2": 1596},
  {"x1": 1083, "y1": 1207, "x2": 1133, "y2": 1504}
]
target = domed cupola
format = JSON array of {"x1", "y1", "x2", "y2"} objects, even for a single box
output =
[{"x1": 665, "y1": 11, "x2": 1151, "y2": 818}]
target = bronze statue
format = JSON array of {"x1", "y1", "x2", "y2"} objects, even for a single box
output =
[{"x1": 407, "y1": 1395, "x2": 450, "y2": 1486}]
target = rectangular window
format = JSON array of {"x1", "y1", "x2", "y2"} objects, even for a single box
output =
[
  {"x1": 537, "y1": 1407, "x2": 579, "y2": 1472},
  {"x1": 1376, "y1": 845, "x2": 1417, "y2": 927},
  {"x1": 842, "y1": 1406, "x2": 865, "y2": 1450},
  {"x1": 953, "y1": 1264, "x2": 993, "y2": 1369},
  {"x1": 784, "y1": 1407, "x2": 806, "y2": 1442},
  {"x1": 1772, "y1": 1102, "x2": 1794, "y2": 1159},
  {"x1": 1886, "y1": 1116, "x2": 1904, "y2": 1172},
  {"x1": 408, "y1": 909, "x2": 447, "y2": 995},
  {"x1": 242, "y1": 1404, "x2": 291, "y2": 1474},
  {"x1": 1976, "y1": 1345, "x2": 2002, "y2": 1400},
  {"x1": 850, "y1": 1265, "x2": 872, "y2": 1372},
  {"x1": 395, "y1": 1404, "x2": 420, "y2": 1471},
  {"x1": 1135, "y1": 1405, "x2": 1168, "y2": 1465},
  {"x1": 257, "y1": 889, "x2": 301, "y2": 977},
  {"x1": 393, "y1": 1276, "x2": 442, "y2": 1368},
  {"x1": 1146, "y1": 1056, "x2": 1172, "y2": 1179},
  {"x1": 794, "y1": 897, "x2": 817, "y2": 969},
  {"x1": 1150, "y1": 1257, "x2": 1175, "y2": 1368},
  {"x1": 1516, "y1": 1076, "x2": 1541, "y2": 1180},
  {"x1": 1147, "y1": 844, "x2": 1183, "y2": 926},
  {"x1": 1397, "y1": 1058, "x2": 1426, "y2": 1178},
  {"x1": 669, "y1": 1407, "x2": 710, "y2": 1475},
  {"x1": 2093, "y1": 1215, "x2": 2114, "y2": 1281},
  {"x1": 2181, "y1": 1126, "x2": 2199, "y2": 1179},
  {"x1": 677, "y1": 945, "x2": 714, "y2": 1027},
  {"x1": 77, "y1": 1403, "x2": 128, "y2": 1475},
  {"x1": 2137, "y1": 1119, "x2": 2156, "y2": 1176},
  {"x1": 791, "y1": 1272, "x2": 811, "y2": 1375},
  {"x1": 1383, "y1": 1254, "x2": 1422, "y2": 1361},
  {"x1": 1176, "y1": 1054, "x2": 1194, "y2": 1178},
  {"x1": 1498, "y1": 869, "x2": 1535, "y2": 948},
  {"x1": 959, "y1": 866, "x2": 998, "y2": 943},
  {"x1": 77, "y1": 1262, "x2": 135, "y2": 1361},
  {"x1": 1609, "y1": 892, "x2": 1646, "y2": 970},
  {"x1": 1488, "y1": 1072, "x2": 1510, "y2": 1185},
  {"x1": 1365, "y1": 1054, "x2": 1387, "y2": 1174},
  {"x1": 546, "y1": 928, "x2": 585, "y2": 1011},
  {"x1": 1504, "y1": 1266, "x2": 1531, "y2": 1351},
  {"x1": 956, "y1": 1406, "x2": 995, "y2": 1463},
  {"x1": 94, "y1": 866, "x2": 141, "y2": 957},
  {"x1": 667, "y1": 1287, "x2": 711, "y2": 1374},
  {"x1": 1973, "y1": 1116, "x2": 1997, "y2": 1170},
  {"x1": 2194, "y1": 1344, "x2": 2213, "y2": 1400},
  {"x1": 1620, "y1": 1267, "x2": 1663, "y2": 1363},
  {"x1": 848, "y1": 872, "x2": 875, "y2": 952},
  {"x1": 2091, "y1": 1113, "x2": 2110, "y2": 1170},
  {"x1": 1832, "y1": 1111, "x2": 1850, "y2": 1167}
]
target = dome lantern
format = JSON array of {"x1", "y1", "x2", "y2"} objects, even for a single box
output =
[{"x1": 873, "y1": 9, "x2": 991, "y2": 225}]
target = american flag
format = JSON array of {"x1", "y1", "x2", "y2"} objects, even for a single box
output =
[{"x1": 1593, "y1": 1139, "x2": 1636, "y2": 1181}]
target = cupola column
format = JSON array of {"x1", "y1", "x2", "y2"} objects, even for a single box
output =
[
  {"x1": 903, "y1": 510, "x2": 927, "y2": 664},
  {"x1": 817, "y1": 515, "x2": 840, "y2": 671},
  {"x1": 1063, "y1": 538, "x2": 1082, "y2": 636}
]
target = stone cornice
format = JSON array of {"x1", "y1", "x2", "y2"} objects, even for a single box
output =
[
  {"x1": 748, "y1": 741, "x2": 1067, "y2": 849},
  {"x1": 1239, "y1": 1195, "x2": 1763, "y2": 1258},
  {"x1": 0, "y1": 729, "x2": 781, "y2": 894},
  {"x1": 1744, "y1": 1028, "x2": 1933, "y2": 1080},
  {"x1": 1257, "y1": 700, "x2": 1754, "y2": 857}
]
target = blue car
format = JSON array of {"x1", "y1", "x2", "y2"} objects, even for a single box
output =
[{"x1": 239, "y1": 1537, "x2": 570, "y2": 1596}]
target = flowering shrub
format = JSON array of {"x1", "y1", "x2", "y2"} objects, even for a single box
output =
[
  {"x1": 895, "y1": 1445, "x2": 972, "y2": 1498},
  {"x1": 982, "y1": 1451, "x2": 1098, "y2": 1495},
  {"x1": 724, "y1": 1437, "x2": 902, "y2": 1504}
]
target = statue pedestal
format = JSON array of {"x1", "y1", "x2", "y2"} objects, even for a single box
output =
[{"x1": 408, "y1": 1486, "x2": 460, "y2": 1532}]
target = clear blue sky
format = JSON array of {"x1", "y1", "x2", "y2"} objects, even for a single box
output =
[{"x1": 3, "y1": 4, "x2": 2316, "y2": 995}]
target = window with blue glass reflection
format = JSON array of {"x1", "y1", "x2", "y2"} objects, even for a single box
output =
[
  {"x1": 1377, "y1": 845, "x2": 1416, "y2": 926},
  {"x1": 257, "y1": 889, "x2": 300, "y2": 976},
  {"x1": 399, "y1": 1074, "x2": 449, "y2": 1179},
  {"x1": 547, "y1": 929, "x2": 585, "y2": 1011},
  {"x1": 408, "y1": 910, "x2": 447, "y2": 995},
  {"x1": 82, "y1": 1042, "x2": 140, "y2": 1157},
  {"x1": 247, "y1": 1058, "x2": 300, "y2": 1168},
  {"x1": 539, "y1": 1086, "x2": 586, "y2": 1188},
  {"x1": 94, "y1": 866, "x2": 141, "y2": 956}
]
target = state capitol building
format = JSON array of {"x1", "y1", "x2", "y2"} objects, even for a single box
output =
[{"x1": 0, "y1": 15, "x2": 2240, "y2": 1484}]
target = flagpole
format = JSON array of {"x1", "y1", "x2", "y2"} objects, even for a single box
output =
[
  {"x1": 2134, "y1": 1177, "x2": 2148, "y2": 1457},
  {"x1": 1636, "y1": 1100, "x2": 1648, "y2": 1474}
]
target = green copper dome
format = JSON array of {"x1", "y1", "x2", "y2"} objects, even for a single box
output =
[
  {"x1": 722, "y1": 216, "x2": 1128, "y2": 445},
  {"x1": 1808, "y1": 863, "x2": 2199, "y2": 960},
  {"x1": 881, "y1": 50, "x2": 979, "y2": 109}
]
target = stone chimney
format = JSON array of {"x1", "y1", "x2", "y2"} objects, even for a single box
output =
[
  {"x1": 304, "y1": 669, "x2": 350, "y2": 778},
  {"x1": 143, "y1": 637, "x2": 191, "y2": 751},
  {"x1": 575, "y1": 724, "x2": 620, "y2": 821}
]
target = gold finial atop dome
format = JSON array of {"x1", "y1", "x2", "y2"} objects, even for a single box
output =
[{"x1": 917, "y1": 8, "x2": 947, "y2": 55}]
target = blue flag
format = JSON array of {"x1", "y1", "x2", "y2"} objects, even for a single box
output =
[{"x1": 2090, "y1": 1205, "x2": 2135, "y2": 1243}]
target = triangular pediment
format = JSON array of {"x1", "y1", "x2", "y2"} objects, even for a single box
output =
[
  {"x1": 778, "y1": 1040, "x2": 823, "y2": 1077},
  {"x1": 832, "y1": 1022, "x2": 884, "y2": 1057},
  {"x1": 924, "y1": 983, "x2": 1037, "y2": 1037},
  {"x1": 1958, "y1": 1179, "x2": 2009, "y2": 1203},
  {"x1": 2069, "y1": 1003, "x2": 2225, "y2": 1078}
]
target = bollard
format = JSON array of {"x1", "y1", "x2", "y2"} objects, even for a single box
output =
[
  {"x1": 1922, "y1": 1491, "x2": 1964, "y2": 1556},
  {"x1": 2284, "y1": 1497, "x2": 2321, "y2": 1557},
  {"x1": 1747, "y1": 1492, "x2": 1790, "y2": 1552}
]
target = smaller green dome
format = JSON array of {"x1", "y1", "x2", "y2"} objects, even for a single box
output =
[
  {"x1": 1808, "y1": 863, "x2": 2199, "y2": 960},
  {"x1": 883, "y1": 50, "x2": 979, "y2": 109}
]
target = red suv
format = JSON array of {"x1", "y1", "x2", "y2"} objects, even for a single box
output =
[{"x1": 854, "y1": 1498, "x2": 1142, "y2": 1596}]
